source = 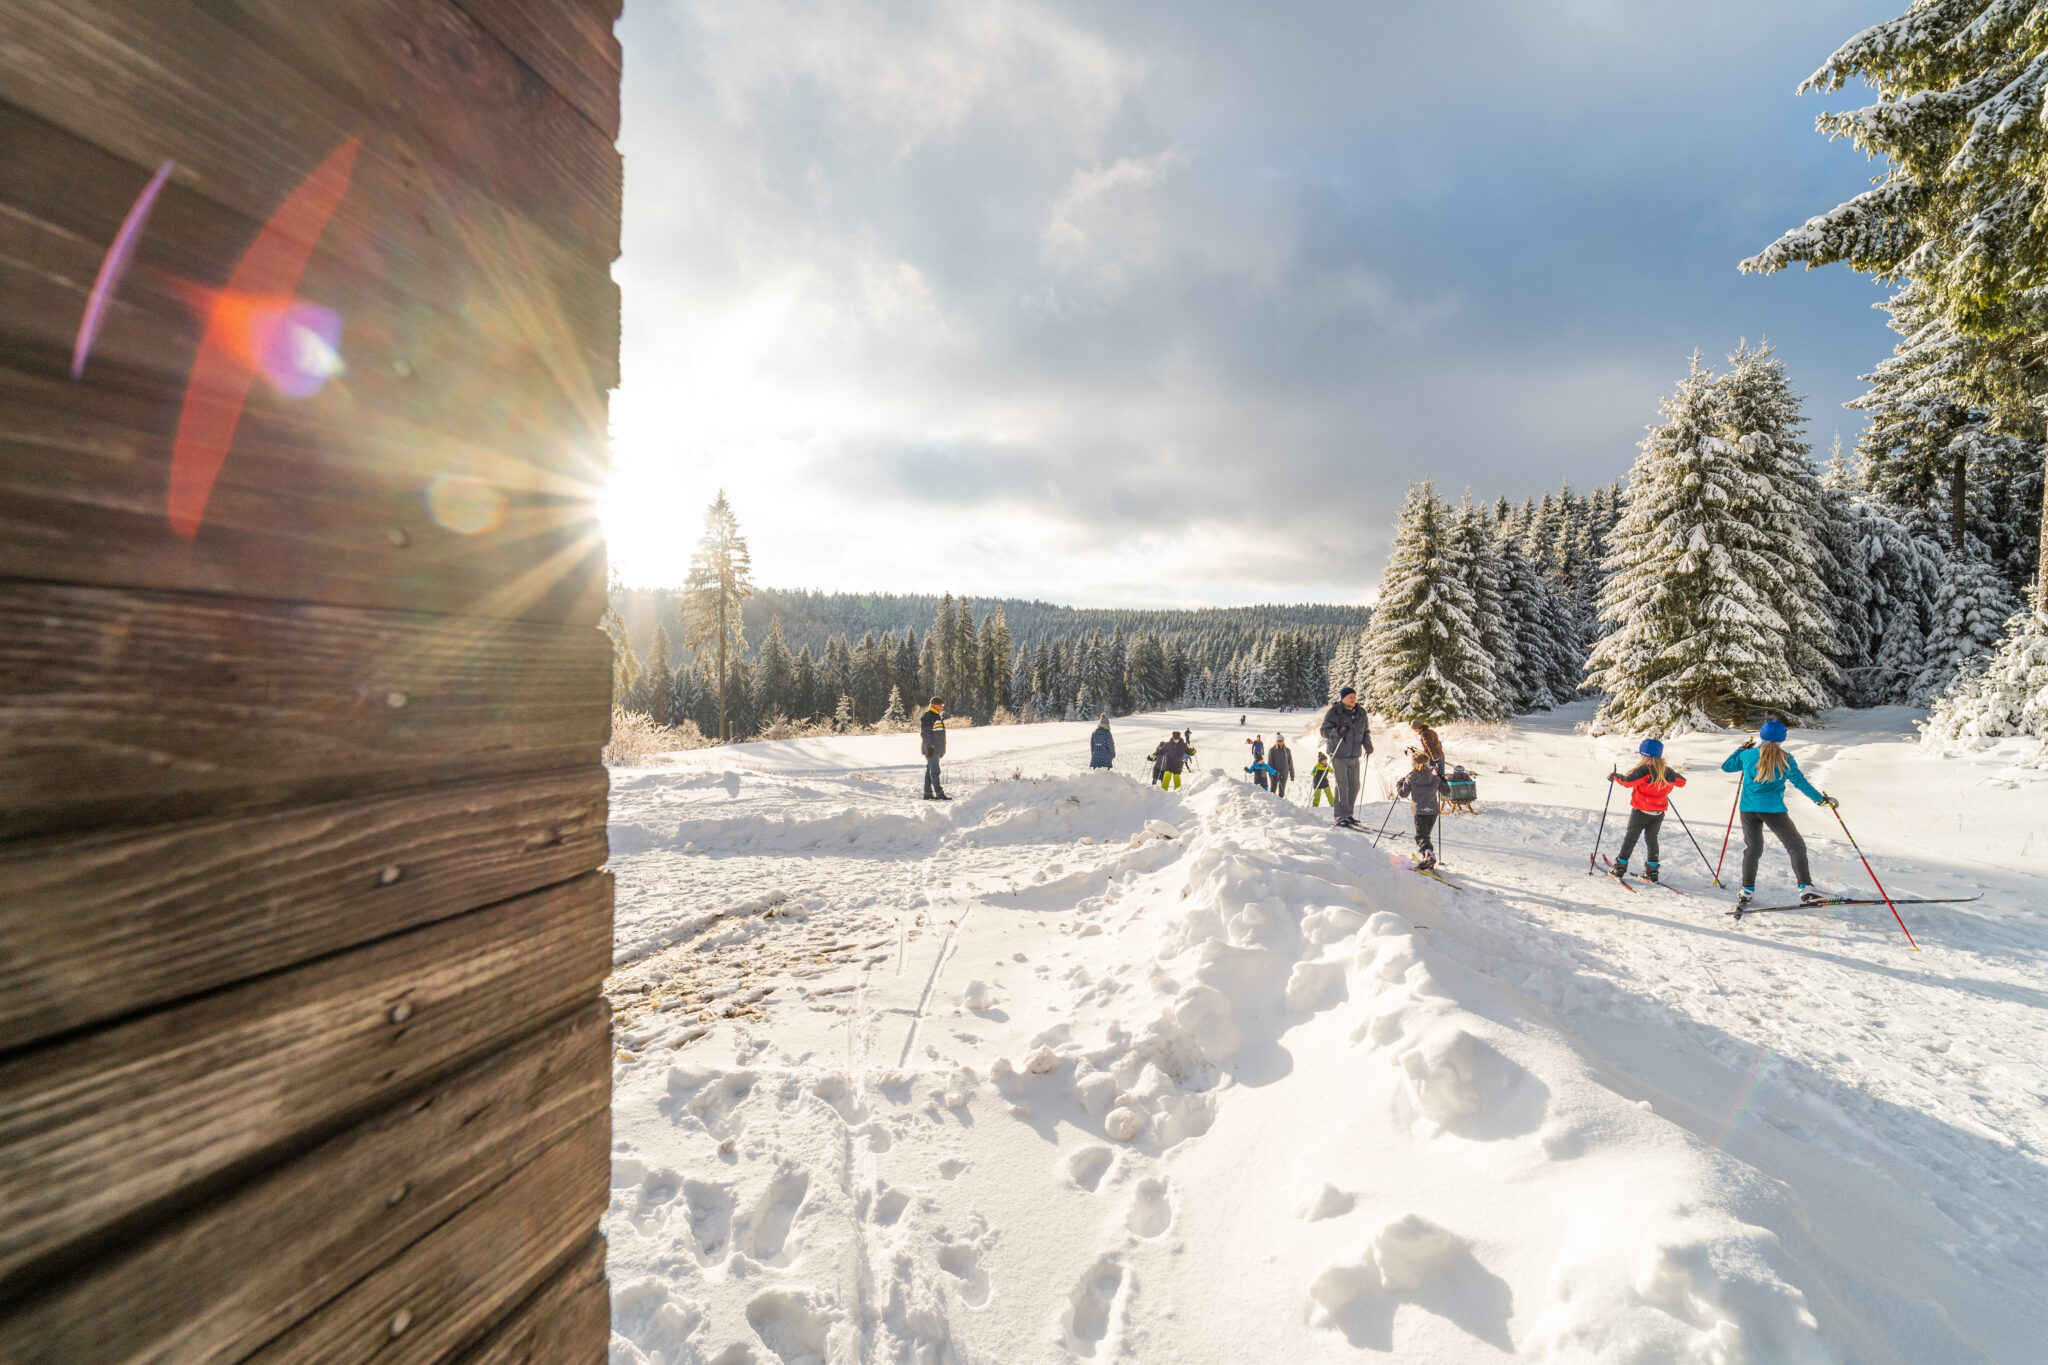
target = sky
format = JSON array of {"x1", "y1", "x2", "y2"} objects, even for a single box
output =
[{"x1": 602, "y1": 0, "x2": 1903, "y2": 606}]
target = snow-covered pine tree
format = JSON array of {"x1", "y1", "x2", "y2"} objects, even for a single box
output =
[
  {"x1": 1716, "y1": 340, "x2": 1840, "y2": 702},
  {"x1": 1452, "y1": 496, "x2": 1519, "y2": 714},
  {"x1": 929, "y1": 595, "x2": 955, "y2": 700},
  {"x1": 1009, "y1": 646, "x2": 1034, "y2": 721},
  {"x1": 641, "y1": 622, "x2": 677, "y2": 724},
  {"x1": 1491, "y1": 519, "x2": 1566, "y2": 714},
  {"x1": 1913, "y1": 556, "x2": 2020, "y2": 704},
  {"x1": 792, "y1": 643, "x2": 820, "y2": 719},
  {"x1": 602, "y1": 581, "x2": 640, "y2": 707},
  {"x1": 1362, "y1": 481, "x2": 1499, "y2": 724},
  {"x1": 755, "y1": 618, "x2": 797, "y2": 721},
  {"x1": 883, "y1": 685, "x2": 908, "y2": 725},
  {"x1": 1585, "y1": 352, "x2": 1831, "y2": 732},
  {"x1": 1922, "y1": 609, "x2": 2048, "y2": 757},
  {"x1": 832, "y1": 694, "x2": 856, "y2": 733},
  {"x1": 1327, "y1": 632, "x2": 1361, "y2": 702}
]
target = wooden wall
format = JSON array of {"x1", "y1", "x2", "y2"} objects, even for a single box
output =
[{"x1": 0, "y1": 1, "x2": 621, "y2": 1359}]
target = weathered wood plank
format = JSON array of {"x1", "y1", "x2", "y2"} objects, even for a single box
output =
[
  {"x1": 0, "y1": 871, "x2": 612, "y2": 1302},
  {"x1": 457, "y1": 0, "x2": 623, "y2": 140},
  {"x1": 0, "y1": 768, "x2": 608, "y2": 1050},
  {"x1": 451, "y1": 1233, "x2": 610, "y2": 1365},
  {"x1": 0, "y1": 0, "x2": 622, "y2": 313},
  {"x1": 0, "y1": 582, "x2": 611, "y2": 841},
  {"x1": 242, "y1": 1114, "x2": 610, "y2": 1363},
  {"x1": 0, "y1": 355, "x2": 607, "y2": 623},
  {"x1": 0, "y1": 1003, "x2": 609, "y2": 1363}
]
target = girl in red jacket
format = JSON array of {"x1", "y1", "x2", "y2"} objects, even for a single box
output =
[{"x1": 1608, "y1": 739, "x2": 1686, "y2": 882}]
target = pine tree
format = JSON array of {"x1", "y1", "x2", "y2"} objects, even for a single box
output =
[
  {"x1": 1923, "y1": 609, "x2": 2048, "y2": 752},
  {"x1": 883, "y1": 685, "x2": 909, "y2": 724},
  {"x1": 602, "y1": 582, "x2": 640, "y2": 707},
  {"x1": 951, "y1": 599, "x2": 976, "y2": 709},
  {"x1": 792, "y1": 643, "x2": 820, "y2": 720},
  {"x1": 822, "y1": 635, "x2": 854, "y2": 714},
  {"x1": 755, "y1": 617, "x2": 796, "y2": 721},
  {"x1": 833, "y1": 694, "x2": 856, "y2": 733},
  {"x1": 682, "y1": 491, "x2": 755, "y2": 741},
  {"x1": 1362, "y1": 481, "x2": 1499, "y2": 724},
  {"x1": 1585, "y1": 353, "x2": 1832, "y2": 733},
  {"x1": 642, "y1": 622, "x2": 677, "y2": 724},
  {"x1": 1744, "y1": 4, "x2": 2048, "y2": 613},
  {"x1": 1913, "y1": 556, "x2": 2020, "y2": 704},
  {"x1": 929, "y1": 595, "x2": 955, "y2": 700},
  {"x1": 1452, "y1": 496, "x2": 1516, "y2": 715}
]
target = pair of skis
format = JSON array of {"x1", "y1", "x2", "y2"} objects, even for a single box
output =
[
  {"x1": 1597, "y1": 855, "x2": 1685, "y2": 895},
  {"x1": 1727, "y1": 893, "x2": 1980, "y2": 920}
]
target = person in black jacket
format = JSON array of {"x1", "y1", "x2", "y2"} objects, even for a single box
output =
[
  {"x1": 920, "y1": 697, "x2": 949, "y2": 800},
  {"x1": 1267, "y1": 735, "x2": 1295, "y2": 798},
  {"x1": 1089, "y1": 716, "x2": 1115, "y2": 769},
  {"x1": 1153, "y1": 731, "x2": 1194, "y2": 790},
  {"x1": 1317, "y1": 687, "x2": 1374, "y2": 827}
]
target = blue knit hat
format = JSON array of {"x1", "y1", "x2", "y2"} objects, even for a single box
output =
[
  {"x1": 1638, "y1": 738, "x2": 1663, "y2": 758},
  {"x1": 1759, "y1": 719, "x2": 1788, "y2": 743},
  {"x1": 1340, "y1": 686, "x2": 1357, "y2": 698}
]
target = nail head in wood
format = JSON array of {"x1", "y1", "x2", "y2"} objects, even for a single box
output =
[
  {"x1": 388, "y1": 1308, "x2": 411, "y2": 1338},
  {"x1": 388, "y1": 1000, "x2": 413, "y2": 1025}
]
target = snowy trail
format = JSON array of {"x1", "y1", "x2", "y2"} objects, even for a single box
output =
[{"x1": 601, "y1": 706, "x2": 2047, "y2": 1364}]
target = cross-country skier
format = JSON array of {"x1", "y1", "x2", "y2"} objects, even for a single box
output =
[
  {"x1": 1310, "y1": 752, "x2": 1334, "y2": 807},
  {"x1": 1246, "y1": 734, "x2": 1268, "y2": 789},
  {"x1": 1607, "y1": 739, "x2": 1685, "y2": 881},
  {"x1": 920, "y1": 697, "x2": 949, "y2": 800},
  {"x1": 1410, "y1": 719, "x2": 1445, "y2": 779},
  {"x1": 1089, "y1": 715, "x2": 1115, "y2": 769},
  {"x1": 1318, "y1": 687, "x2": 1374, "y2": 828},
  {"x1": 1395, "y1": 751, "x2": 1442, "y2": 871},
  {"x1": 1721, "y1": 720, "x2": 1837, "y2": 909},
  {"x1": 1268, "y1": 735, "x2": 1295, "y2": 798},
  {"x1": 1155, "y1": 731, "x2": 1194, "y2": 790}
]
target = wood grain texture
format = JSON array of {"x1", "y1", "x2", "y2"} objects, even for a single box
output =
[
  {"x1": 0, "y1": 0, "x2": 621, "y2": 318},
  {"x1": 243, "y1": 1115, "x2": 609, "y2": 1364},
  {"x1": 0, "y1": 581, "x2": 611, "y2": 841},
  {"x1": 450, "y1": 1233, "x2": 610, "y2": 1365},
  {"x1": 457, "y1": 0, "x2": 623, "y2": 139},
  {"x1": 0, "y1": 767, "x2": 609, "y2": 1050},
  {"x1": 0, "y1": 871, "x2": 611, "y2": 1302},
  {"x1": 0, "y1": 1003, "x2": 609, "y2": 1364}
]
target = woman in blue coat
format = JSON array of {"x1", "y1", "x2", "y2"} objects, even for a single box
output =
[
  {"x1": 1721, "y1": 719, "x2": 1836, "y2": 909},
  {"x1": 1090, "y1": 716, "x2": 1115, "y2": 769}
]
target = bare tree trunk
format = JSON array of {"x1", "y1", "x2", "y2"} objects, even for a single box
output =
[{"x1": 1951, "y1": 447, "x2": 1968, "y2": 558}]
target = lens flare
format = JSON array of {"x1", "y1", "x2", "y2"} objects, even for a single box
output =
[
  {"x1": 426, "y1": 474, "x2": 509, "y2": 535},
  {"x1": 167, "y1": 283, "x2": 346, "y2": 398},
  {"x1": 168, "y1": 135, "x2": 360, "y2": 540},
  {"x1": 72, "y1": 159, "x2": 176, "y2": 381}
]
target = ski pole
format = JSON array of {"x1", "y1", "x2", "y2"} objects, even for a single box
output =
[
  {"x1": 1590, "y1": 767, "x2": 1616, "y2": 874},
  {"x1": 1370, "y1": 794, "x2": 1397, "y2": 847},
  {"x1": 1828, "y1": 804, "x2": 1920, "y2": 951},
  {"x1": 1714, "y1": 783, "x2": 1739, "y2": 887},
  {"x1": 1666, "y1": 797, "x2": 1717, "y2": 885}
]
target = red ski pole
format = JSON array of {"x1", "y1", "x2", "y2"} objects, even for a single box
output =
[
  {"x1": 1714, "y1": 783, "x2": 1739, "y2": 887},
  {"x1": 1829, "y1": 803, "x2": 1920, "y2": 951}
]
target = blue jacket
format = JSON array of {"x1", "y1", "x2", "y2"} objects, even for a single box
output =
[
  {"x1": 1721, "y1": 747, "x2": 1823, "y2": 813},
  {"x1": 1090, "y1": 725, "x2": 1115, "y2": 767}
]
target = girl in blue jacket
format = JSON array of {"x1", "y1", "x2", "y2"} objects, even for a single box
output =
[{"x1": 1721, "y1": 719, "x2": 1837, "y2": 908}]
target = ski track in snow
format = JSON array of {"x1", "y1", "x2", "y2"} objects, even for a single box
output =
[{"x1": 600, "y1": 704, "x2": 2048, "y2": 1364}]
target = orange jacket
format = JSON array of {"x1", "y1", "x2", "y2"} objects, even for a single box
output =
[{"x1": 1613, "y1": 763, "x2": 1685, "y2": 813}]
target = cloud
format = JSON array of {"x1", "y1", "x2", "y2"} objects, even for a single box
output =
[{"x1": 608, "y1": 0, "x2": 1903, "y2": 602}]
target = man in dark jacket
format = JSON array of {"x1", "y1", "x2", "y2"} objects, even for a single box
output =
[
  {"x1": 1267, "y1": 735, "x2": 1295, "y2": 798},
  {"x1": 920, "y1": 697, "x2": 948, "y2": 800},
  {"x1": 1089, "y1": 717, "x2": 1115, "y2": 769},
  {"x1": 1318, "y1": 687, "x2": 1373, "y2": 827}
]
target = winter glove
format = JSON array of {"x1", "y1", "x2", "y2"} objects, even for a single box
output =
[
  {"x1": 1818, "y1": 794, "x2": 1838, "y2": 808},
  {"x1": 1740, "y1": 739, "x2": 1758, "y2": 750}
]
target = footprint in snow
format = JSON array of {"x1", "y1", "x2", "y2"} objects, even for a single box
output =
[
  {"x1": 1066, "y1": 1145, "x2": 1114, "y2": 1193},
  {"x1": 1062, "y1": 1255, "x2": 1125, "y2": 1357},
  {"x1": 1126, "y1": 1178, "x2": 1172, "y2": 1238}
]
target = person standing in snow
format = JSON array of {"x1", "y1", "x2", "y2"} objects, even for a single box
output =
[
  {"x1": 1246, "y1": 734, "x2": 1268, "y2": 789},
  {"x1": 1318, "y1": 687, "x2": 1374, "y2": 828},
  {"x1": 1155, "y1": 730, "x2": 1196, "y2": 790},
  {"x1": 920, "y1": 696, "x2": 949, "y2": 801},
  {"x1": 1410, "y1": 719, "x2": 1445, "y2": 779},
  {"x1": 1090, "y1": 715, "x2": 1115, "y2": 770},
  {"x1": 1722, "y1": 720, "x2": 1836, "y2": 908},
  {"x1": 1268, "y1": 735, "x2": 1295, "y2": 798},
  {"x1": 1395, "y1": 751, "x2": 1442, "y2": 870},
  {"x1": 1310, "y1": 751, "x2": 1334, "y2": 807},
  {"x1": 1607, "y1": 739, "x2": 1686, "y2": 881}
]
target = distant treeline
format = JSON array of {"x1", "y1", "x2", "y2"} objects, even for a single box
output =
[{"x1": 612, "y1": 588, "x2": 1371, "y2": 736}]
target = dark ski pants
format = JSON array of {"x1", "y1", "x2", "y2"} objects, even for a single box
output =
[
  {"x1": 1332, "y1": 758, "x2": 1362, "y2": 822},
  {"x1": 1254, "y1": 770, "x2": 1269, "y2": 790},
  {"x1": 1272, "y1": 777, "x2": 1288, "y2": 799},
  {"x1": 1617, "y1": 809, "x2": 1663, "y2": 864},
  {"x1": 924, "y1": 751, "x2": 944, "y2": 798},
  {"x1": 1740, "y1": 810, "x2": 1811, "y2": 888},
  {"x1": 1414, "y1": 811, "x2": 1437, "y2": 855}
]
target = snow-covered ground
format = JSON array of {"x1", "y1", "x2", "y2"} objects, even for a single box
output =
[{"x1": 600, "y1": 706, "x2": 2048, "y2": 1364}]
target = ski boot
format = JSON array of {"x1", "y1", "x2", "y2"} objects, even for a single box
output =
[
  {"x1": 1734, "y1": 887, "x2": 1755, "y2": 912},
  {"x1": 1414, "y1": 854, "x2": 1437, "y2": 872},
  {"x1": 1798, "y1": 885, "x2": 1826, "y2": 906},
  {"x1": 1607, "y1": 858, "x2": 1629, "y2": 880},
  {"x1": 1643, "y1": 862, "x2": 1659, "y2": 883}
]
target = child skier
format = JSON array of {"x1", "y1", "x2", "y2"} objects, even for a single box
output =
[
  {"x1": 1607, "y1": 739, "x2": 1686, "y2": 881},
  {"x1": 1394, "y1": 750, "x2": 1442, "y2": 871},
  {"x1": 1310, "y1": 752, "x2": 1334, "y2": 807},
  {"x1": 1244, "y1": 759, "x2": 1277, "y2": 787},
  {"x1": 1721, "y1": 720, "x2": 1837, "y2": 908}
]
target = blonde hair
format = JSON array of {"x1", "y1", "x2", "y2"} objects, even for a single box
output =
[
  {"x1": 1755, "y1": 741, "x2": 1788, "y2": 783},
  {"x1": 1645, "y1": 754, "x2": 1668, "y2": 784},
  {"x1": 1411, "y1": 751, "x2": 1430, "y2": 769}
]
